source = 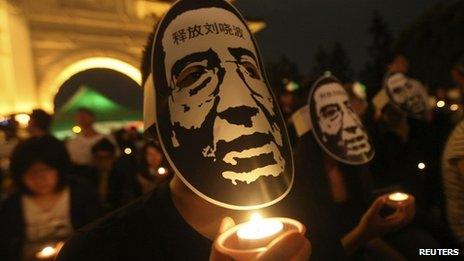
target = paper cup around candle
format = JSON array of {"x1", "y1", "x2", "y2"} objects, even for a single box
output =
[
  {"x1": 386, "y1": 192, "x2": 414, "y2": 209},
  {"x1": 215, "y1": 217, "x2": 305, "y2": 261}
]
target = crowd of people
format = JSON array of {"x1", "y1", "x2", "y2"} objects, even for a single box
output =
[
  {"x1": 0, "y1": 108, "x2": 172, "y2": 260},
  {"x1": 1, "y1": 0, "x2": 464, "y2": 260}
]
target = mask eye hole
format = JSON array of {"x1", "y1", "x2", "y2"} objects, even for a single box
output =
[
  {"x1": 322, "y1": 105, "x2": 340, "y2": 119},
  {"x1": 176, "y1": 65, "x2": 206, "y2": 88},
  {"x1": 393, "y1": 86, "x2": 403, "y2": 95},
  {"x1": 242, "y1": 61, "x2": 261, "y2": 80}
]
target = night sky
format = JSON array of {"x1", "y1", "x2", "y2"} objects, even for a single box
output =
[
  {"x1": 235, "y1": 0, "x2": 457, "y2": 75},
  {"x1": 57, "y1": 0, "x2": 457, "y2": 109}
]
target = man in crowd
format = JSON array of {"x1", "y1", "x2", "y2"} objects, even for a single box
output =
[
  {"x1": 442, "y1": 119, "x2": 464, "y2": 249},
  {"x1": 27, "y1": 109, "x2": 53, "y2": 137},
  {"x1": 66, "y1": 107, "x2": 106, "y2": 166},
  {"x1": 89, "y1": 138, "x2": 137, "y2": 211},
  {"x1": 57, "y1": 1, "x2": 313, "y2": 260}
]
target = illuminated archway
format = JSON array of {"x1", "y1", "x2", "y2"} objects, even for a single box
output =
[{"x1": 39, "y1": 55, "x2": 141, "y2": 112}]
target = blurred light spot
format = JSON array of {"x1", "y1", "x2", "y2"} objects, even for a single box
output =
[
  {"x1": 450, "y1": 104, "x2": 459, "y2": 111},
  {"x1": 36, "y1": 245, "x2": 57, "y2": 259},
  {"x1": 436, "y1": 100, "x2": 445, "y2": 108},
  {"x1": 157, "y1": 167, "x2": 167, "y2": 175},
  {"x1": 15, "y1": 113, "x2": 30, "y2": 127},
  {"x1": 418, "y1": 162, "x2": 425, "y2": 170},
  {"x1": 285, "y1": 81, "x2": 300, "y2": 92},
  {"x1": 353, "y1": 82, "x2": 367, "y2": 100},
  {"x1": 124, "y1": 148, "x2": 132, "y2": 155},
  {"x1": 72, "y1": 126, "x2": 81, "y2": 134}
]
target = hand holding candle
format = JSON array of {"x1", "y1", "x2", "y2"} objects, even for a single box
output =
[
  {"x1": 213, "y1": 213, "x2": 309, "y2": 261},
  {"x1": 386, "y1": 192, "x2": 415, "y2": 224},
  {"x1": 356, "y1": 195, "x2": 415, "y2": 240}
]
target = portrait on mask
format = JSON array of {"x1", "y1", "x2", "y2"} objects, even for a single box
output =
[
  {"x1": 309, "y1": 76, "x2": 374, "y2": 165},
  {"x1": 146, "y1": 0, "x2": 293, "y2": 210},
  {"x1": 384, "y1": 72, "x2": 429, "y2": 118}
]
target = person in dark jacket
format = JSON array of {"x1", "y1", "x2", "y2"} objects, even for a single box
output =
[
  {"x1": 0, "y1": 136, "x2": 101, "y2": 261},
  {"x1": 135, "y1": 141, "x2": 173, "y2": 195},
  {"x1": 86, "y1": 138, "x2": 142, "y2": 212}
]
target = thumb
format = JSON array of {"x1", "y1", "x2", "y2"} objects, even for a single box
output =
[
  {"x1": 257, "y1": 230, "x2": 307, "y2": 261},
  {"x1": 217, "y1": 217, "x2": 235, "y2": 237},
  {"x1": 210, "y1": 217, "x2": 236, "y2": 261}
]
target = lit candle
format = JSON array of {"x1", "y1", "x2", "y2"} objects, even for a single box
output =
[
  {"x1": 388, "y1": 192, "x2": 409, "y2": 202},
  {"x1": 214, "y1": 214, "x2": 305, "y2": 260},
  {"x1": 35, "y1": 246, "x2": 57, "y2": 260},
  {"x1": 35, "y1": 242, "x2": 64, "y2": 260},
  {"x1": 237, "y1": 213, "x2": 284, "y2": 249}
]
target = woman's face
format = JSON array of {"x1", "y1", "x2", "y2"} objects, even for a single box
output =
[
  {"x1": 146, "y1": 146, "x2": 163, "y2": 168},
  {"x1": 22, "y1": 162, "x2": 59, "y2": 196}
]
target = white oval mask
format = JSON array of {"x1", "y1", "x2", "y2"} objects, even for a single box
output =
[
  {"x1": 384, "y1": 72, "x2": 429, "y2": 118},
  {"x1": 146, "y1": 0, "x2": 293, "y2": 210},
  {"x1": 308, "y1": 75, "x2": 374, "y2": 165}
]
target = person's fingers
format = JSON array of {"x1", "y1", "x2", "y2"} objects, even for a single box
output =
[
  {"x1": 257, "y1": 230, "x2": 306, "y2": 261},
  {"x1": 384, "y1": 207, "x2": 403, "y2": 220},
  {"x1": 209, "y1": 245, "x2": 231, "y2": 261},
  {"x1": 292, "y1": 237, "x2": 312, "y2": 261},
  {"x1": 210, "y1": 217, "x2": 235, "y2": 261},
  {"x1": 366, "y1": 196, "x2": 386, "y2": 218},
  {"x1": 383, "y1": 212, "x2": 407, "y2": 230},
  {"x1": 217, "y1": 217, "x2": 235, "y2": 237}
]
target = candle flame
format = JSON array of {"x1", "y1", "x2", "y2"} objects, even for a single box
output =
[
  {"x1": 250, "y1": 213, "x2": 262, "y2": 223},
  {"x1": 237, "y1": 213, "x2": 283, "y2": 240},
  {"x1": 388, "y1": 192, "x2": 409, "y2": 202},
  {"x1": 37, "y1": 246, "x2": 57, "y2": 258}
]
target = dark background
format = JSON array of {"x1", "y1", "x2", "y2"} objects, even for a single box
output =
[
  {"x1": 55, "y1": 0, "x2": 463, "y2": 110},
  {"x1": 236, "y1": 0, "x2": 456, "y2": 73}
]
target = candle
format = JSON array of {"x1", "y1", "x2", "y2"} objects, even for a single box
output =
[
  {"x1": 35, "y1": 242, "x2": 64, "y2": 260},
  {"x1": 157, "y1": 167, "x2": 167, "y2": 175},
  {"x1": 214, "y1": 214, "x2": 305, "y2": 260},
  {"x1": 388, "y1": 192, "x2": 409, "y2": 202},
  {"x1": 35, "y1": 246, "x2": 57, "y2": 260},
  {"x1": 237, "y1": 213, "x2": 284, "y2": 248}
]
